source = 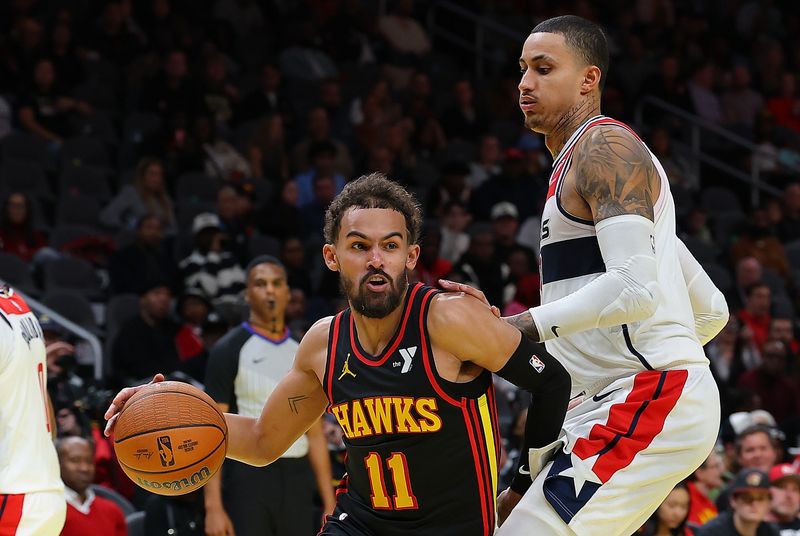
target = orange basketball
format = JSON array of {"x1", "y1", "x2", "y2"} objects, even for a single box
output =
[{"x1": 113, "y1": 381, "x2": 227, "y2": 496}]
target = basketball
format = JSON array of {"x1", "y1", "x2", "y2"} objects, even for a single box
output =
[{"x1": 113, "y1": 381, "x2": 228, "y2": 496}]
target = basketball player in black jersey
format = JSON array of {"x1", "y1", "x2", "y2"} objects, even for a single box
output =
[{"x1": 105, "y1": 173, "x2": 570, "y2": 536}]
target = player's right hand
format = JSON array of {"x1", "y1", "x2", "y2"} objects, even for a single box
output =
[
  {"x1": 103, "y1": 374, "x2": 165, "y2": 437},
  {"x1": 205, "y1": 505, "x2": 235, "y2": 536},
  {"x1": 496, "y1": 487, "x2": 523, "y2": 527}
]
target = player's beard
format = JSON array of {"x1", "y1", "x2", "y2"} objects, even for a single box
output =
[{"x1": 340, "y1": 268, "x2": 408, "y2": 318}]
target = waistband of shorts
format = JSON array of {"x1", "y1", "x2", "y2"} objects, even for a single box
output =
[{"x1": 573, "y1": 362, "x2": 711, "y2": 399}]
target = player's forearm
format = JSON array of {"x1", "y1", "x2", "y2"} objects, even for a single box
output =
[{"x1": 224, "y1": 413, "x2": 278, "y2": 466}]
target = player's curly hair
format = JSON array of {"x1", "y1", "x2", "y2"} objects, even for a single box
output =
[{"x1": 324, "y1": 172, "x2": 422, "y2": 245}]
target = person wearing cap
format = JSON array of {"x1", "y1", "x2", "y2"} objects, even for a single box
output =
[
  {"x1": 697, "y1": 469, "x2": 779, "y2": 535},
  {"x1": 718, "y1": 425, "x2": 782, "y2": 513},
  {"x1": 178, "y1": 212, "x2": 246, "y2": 306},
  {"x1": 767, "y1": 464, "x2": 800, "y2": 534}
]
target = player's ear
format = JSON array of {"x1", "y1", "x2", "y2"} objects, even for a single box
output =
[
  {"x1": 581, "y1": 65, "x2": 602, "y2": 94},
  {"x1": 406, "y1": 243, "x2": 420, "y2": 270},
  {"x1": 323, "y1": 244, "x2": 340, "y2": 272}
]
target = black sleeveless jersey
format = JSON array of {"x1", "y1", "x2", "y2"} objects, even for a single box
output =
[{"x1": 323, "y1": 283, "x2": 501, "y2": 536}]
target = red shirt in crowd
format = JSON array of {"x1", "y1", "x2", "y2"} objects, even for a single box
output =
[
  {"x1": 61, "y1": 488, "x2": 127, "y2": 536},
  {"x1": 737, "y1": 309, "x2": 771, "y2": 351},
  {"x1": 687, "y1": 481, "x2": 718, "y2": 526}
]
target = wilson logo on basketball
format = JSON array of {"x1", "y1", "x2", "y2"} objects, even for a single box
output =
[
  {"x1": 136, "y1": 466, "x2": 211, "y2": 492},
  {"x1": 157, "y1": 436, "x2": 175, "y2": 467}
]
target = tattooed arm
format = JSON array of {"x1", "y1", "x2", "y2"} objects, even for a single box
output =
[
  {"x1": 506, "y1": 125, "x2": 661, "y2": 341},
  {"x1": 225, "y1": 319, "x2": 330, "y2": 466}
]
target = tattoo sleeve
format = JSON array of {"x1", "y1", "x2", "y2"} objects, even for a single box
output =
[
  {"x1": 505, "y1": 311, "x2": 542, "y2": 342},
  {"x1": 573, "y1": 126, "x2": 657, "y2": 224}
]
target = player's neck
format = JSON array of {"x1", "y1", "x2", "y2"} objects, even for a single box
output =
[
  {"x1": 350, "y1": 289, "x2": 409, "y2": 356},
  {"x1": 248, "y1": 315, "x2": 286, "y2": 338},
  {"x1": 545, "y1": 95, "x2": 601, "y2": 160}
]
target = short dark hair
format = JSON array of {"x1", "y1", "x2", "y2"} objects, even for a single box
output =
[
  {"x1": 531, "y1": 15, "x2": 609, "y2": 91},
  {"x1": 324, "y1": 173, "x2": 422, "y2": 245},
  {"x1": 246, "y1": 255, "x2": 285, "y2": 280},
  {"x1": 744, "y1": 282, "x2": 770, "y2": 297},
  {"x1": 735, "y1": 424, "x2": 777, "y2": 455}
]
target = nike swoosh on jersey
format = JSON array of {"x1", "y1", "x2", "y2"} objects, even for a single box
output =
[
  {"x1": 592, "y1": 388, "x2": 622, "y2": 403},
  {"x1": 551, "y1": 326, "x2": 560, "y2": 337}
]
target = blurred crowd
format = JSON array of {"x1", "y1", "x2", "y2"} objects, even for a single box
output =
[{"x1": 2, "y1": 0, "x2": 800, "y2": 534}]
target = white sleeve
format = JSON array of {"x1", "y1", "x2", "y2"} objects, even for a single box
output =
[
  {"x1": 530, "y1": 215, "x2": 660, "y2": 341},
  {"x1": 0, "y1": 313, "x2": 12, "y2": 373},
  {"x1": 676, "y1": 239, "x2": 729, "y2": 345}
]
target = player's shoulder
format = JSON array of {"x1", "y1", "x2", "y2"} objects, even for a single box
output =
[
  {"x1": 427, "y1": 292, "x2": 492, "y2": 333},
  {"x1": 575, "y1": 121, "x2": 648, "y2": 162},
  {"x1": 303, "y1": 316, "x2": 335, "y2": 344}
]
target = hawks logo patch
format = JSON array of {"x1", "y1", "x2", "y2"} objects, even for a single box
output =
[{"x1": 529, "y1": 355, "x2": 545, "y2": 373}]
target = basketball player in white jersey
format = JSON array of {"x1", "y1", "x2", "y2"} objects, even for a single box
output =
[
  {"x1": 0, "y1": 284, "x2": 66, "y2": 535},
  {"x1": 444, "y1": 15, "x2": 728, "y2": 536}
]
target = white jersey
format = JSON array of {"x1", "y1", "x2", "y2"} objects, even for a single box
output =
[
  {"x1": 539, "y1": 115, "x2": 707, "y2": 396},
  {"x1": 0, "y1": 287, "x2": 63, "y2": 494}
]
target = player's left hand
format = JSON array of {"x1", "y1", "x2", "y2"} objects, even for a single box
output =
[
  {"x1": 438, "y1": 279, "x2": 501, "y2": 318},
  {"x1": 496, "y1": 487, "x2": 523, "y2": 527}
]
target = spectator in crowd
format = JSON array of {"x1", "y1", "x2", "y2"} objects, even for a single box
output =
[
  {"x1": 111, "y1": 279, "x2": 181, "y2": 385},
  {"x1": 738, "y1": 283, "x2": 773, "y2": 352},
  {"x1": 248, "y1": 114, "x2": 290, "y2": 182},
  {"x1": 706, "y1": 316, "x2": 761, "y2": 388},
  {"x1": 299, "y1": 173, "x2": 338, "y2": 234},
  {"x1": 689, "y1": 451, "x2": 725, "y2": 526},
  {"x1": 256, "y1": 180, "x2": 305, "y2": 241},
  {"x1": 294, "y1": 140, "x2": 347, "y2": 208},
  {"x1": 413, "y1": 222, "x2": 452, "y2": 287},
  {"x1": 722, "y1": 65, "x2": 764, "y2": 132},
  {"x1": 377, "y1": 0, "x2": 431, "y2": 89},
  {"x1": 197, "y1": 52, "x2": 239, "y2": 132},
  {"x1": 453, "y1": 223, "x2": 511, "y2": 307},
  {"x1": 204, "y1": 256, "x2": 335, "y2": 536},
  {"x1": 90, "y1": 0, "x2": 142, "y2": 66},
  {"x1": 58, "y1": 436, "x2": 127, "y2": 536},
  {"x1": 280, "y1": 236, "x2": 312, "y2": 295},
  {"x1": 490, "y1": 201, "x2": 523, "y2": 263},
  {"x1": 277, "y1": 21, "x2": 339, "y2": 82},
  {"x1": 351, "y1": 80, "x2": 403, "y2": 154},
  {"x1": 48, "y1": 21, "x2": 84, "y2": 92},
  {"x1": 109, "y1": 214, "x2": 175, "y2": 295},
  {"x1": 178, "y1": 212, "x2": 246, "y2": 305},
  {"x1": 767, "y1": 73, "x2": 800, "y2": 135},
  {"x1": 731, "y1": 210, "x2": 790, "y2": 278},
  {"x1": 0, "y1": 191, "x2": 47, "y2": 262},
  {"x1": 636, "y1": 481, "x2": 692, "y2": 535},
  {"x1": 101, "y1": 157, "x2": 176, "y2": 233},
  {"x1": 427, "y1": 161, "x2": 472, "y2": 218},
  {"x1": 216, "y1": 184, "x2": 251, "y2": 265},
  {"x1": 717, "y1": 425, "x2": 782, "y2": 514},
  {"x1": 139, "y1": 49, "x2": 196, "y2": 126},
  {"x1": 236, "y1": 63, "x2": 290, "y2": 126},
  {"x1": 18, "y1": 57, "x2": 90, "y2": 145},
  {"x1": 291, "y1": 107, "x2": 353, "y2": 178},
  {"x1": 768, "y1": 317, "x2": 800, "y2": 365},
  {"x1": 738, "y1": 339, "x2": 800, "y2": 425},
  {"x1": 193, "y1": 115, "x2": 251, "y2": 182},
  {"x1": 472, "y1": 148, "x2": 544, "y2": 221},
  {"x1": 766, "y1": 463, "x2": 800, "y2": 534},
  {"x1": 777, "y1": 183, "x2": 800, "y2": 242},
  {"x1": 503, "y1": 246, "x2": 540, "y2": 313},
  {"x1": 728, "y1": 257, "x2": 764, "y2": 312},
  {"x1": 439, "y1": 200, "x2": 471, "y2": 264},
  {"x1": 650, "y1": 127, "x2": 699, "y2": 193},
  {"x1": 697, "y1": 469, "x2": 778, "y2": 535},
  {"x1": 468, "y1": 134, "x2": 503, "y2": 189},
  {"x1": 441, "y1": 78, "x2": 488, "y2": 142},
  {"x1": 688, "y1": 62, "x2": 723, "y2": 124}
]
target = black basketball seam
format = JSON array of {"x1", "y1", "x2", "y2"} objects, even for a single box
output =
[
  {"x1": 117, "y1": 435, "x2": 227, "y2": 475},
  {"x1": 114, "y1": 422, "x2": 226, "y2": 443}
]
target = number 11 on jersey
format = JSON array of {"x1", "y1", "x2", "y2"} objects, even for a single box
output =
[{"x1": 364, "y1": 452, "x2": 418, "y2": 510}]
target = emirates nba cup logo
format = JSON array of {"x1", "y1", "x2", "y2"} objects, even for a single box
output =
[{"x1": 157, "y1": 435, "x2": 175, "y2": 467}]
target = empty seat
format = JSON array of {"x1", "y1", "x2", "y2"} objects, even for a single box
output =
[
  {"x1": 0, "y1": 159, "x2": 52, "y2": 202},
  {"x1": 176, "y1": 173, "x2": 219, "y2": 204},
  {"x1": 700, "y1": 186, "x2": 742, "y2": 215},
  {"x1": 60, "y1": 138, "x2": 110, "y2": 169},
  {"x1": 55, "y1": 194, "x2": 101, "y2": 227},
  {"x1": 41, "y1": 290, "x2": 98, "y2": 330},
  {"x1": 49, "y1": 224, "x2": 102, "y2": 250},
  {"x1": 1, "y1": 132, "x2": 49, "y2": 164},
  {"x1": 683, "y1": 236, "x2": 720, "y2": 263},
  {"x1": 248, "y1": 233, "x2": 280, "y2": 258},
  {"x1": 0, "y1": 252, "x2": 40, "y2": 295},
  {"x1": 59, "y1": 165, "x2": 112, "y2": 202},
  {"x1": 43, "y1": 257, "x2": 102, "y2": 298}
]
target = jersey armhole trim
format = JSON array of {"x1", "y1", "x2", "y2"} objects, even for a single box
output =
[
  {"x1": 325, "y1": 312, "x2": 344, "y2": 410},
  {"x1": 419, "y1": 289, "x2": 464, "y2": 408}
]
